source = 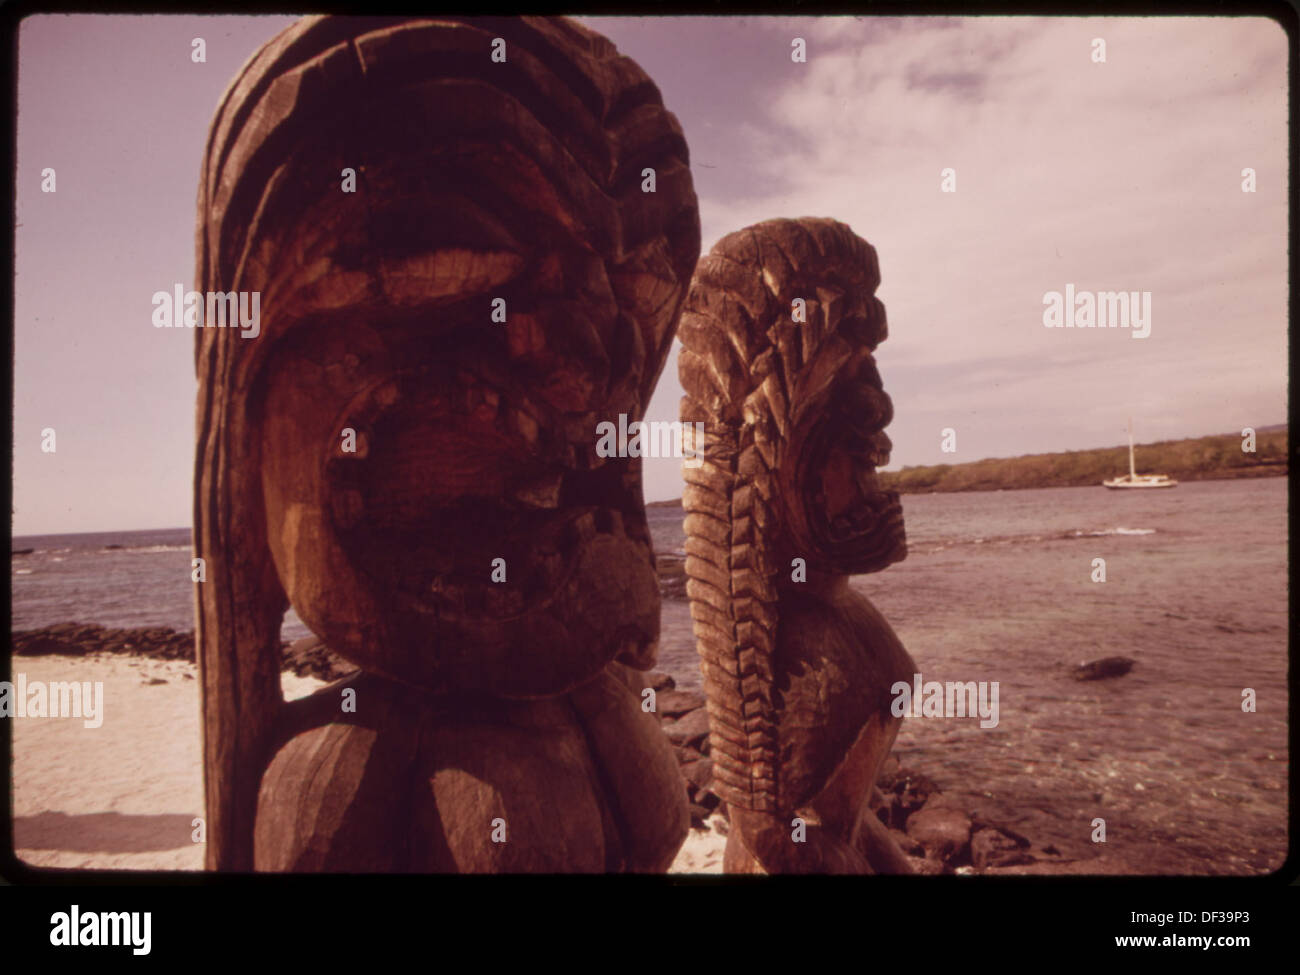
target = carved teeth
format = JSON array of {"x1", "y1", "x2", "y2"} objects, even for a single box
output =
[
  {"x1": 513, "y1": 471, "x2": 563, "y2": 509},
  {"x1": 426, "y1": 571, "x2": 531, "y2": 620},
  {"x1": 824, "y1": 491, "x2": 904, "y2": 542}
]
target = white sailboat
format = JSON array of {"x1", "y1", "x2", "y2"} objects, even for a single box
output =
[{"x1": 1103, "y1": 418, "x2": 1177, "y2": 489}]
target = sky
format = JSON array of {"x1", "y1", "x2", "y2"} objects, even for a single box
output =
[{"x1": 13, "y1": 14, "x2": 1289, "y2": 535}]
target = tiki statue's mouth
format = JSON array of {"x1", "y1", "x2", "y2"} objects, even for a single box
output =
[
  {"x1": 802, "y1": 353, "x2": 905, "y2": 569},
  {"x1": 315, "y1": 358, "x2": 662, "y2": 693}
]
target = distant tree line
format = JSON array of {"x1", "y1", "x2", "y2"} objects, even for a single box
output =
[{"x1": 879, "y1": 429, "x2": 1288, "y2": 494}]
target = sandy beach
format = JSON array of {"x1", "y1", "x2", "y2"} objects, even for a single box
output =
[
  {"x1": 0, "y1": 646, "x2": 1132, "y2": 877},
  {"x1": 10, "y1": 653, "x2": 726, "y2": 874},
  {"x1": 11, "y1": 655, "x2": 317, "y2": 872}
]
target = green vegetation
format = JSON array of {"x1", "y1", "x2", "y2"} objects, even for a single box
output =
[{"x1": 879, "y1": 429, "x2": 1287, "y2": 494}]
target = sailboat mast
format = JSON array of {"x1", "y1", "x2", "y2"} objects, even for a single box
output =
[{"x1": 1128, "y1": 417, "x2": 1136, "y2": 478}]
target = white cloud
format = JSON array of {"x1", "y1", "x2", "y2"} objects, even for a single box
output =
[{"x1": 640, "y1": 16, "x2": 1286, "y2": 500}]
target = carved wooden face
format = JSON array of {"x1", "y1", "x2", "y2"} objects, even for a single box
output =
[
  {"x1": 783, "y1": 347, "x2": 906, "y2": 575},
  {"x1": 257, "y1": 308, "x2": 662, "y2": 698}
]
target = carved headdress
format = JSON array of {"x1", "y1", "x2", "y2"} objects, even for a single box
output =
[
  {"x1": 194, "y1": 16, "x2": 698, "y2": 869},
  {"x1": 679, "y1": 218, "x2": 901, "y2": 814}
]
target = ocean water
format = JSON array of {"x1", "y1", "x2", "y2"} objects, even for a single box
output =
[
  {"x1": 11, "y1": 479, "x2": 1288, "y2": 872},
  {"x1": 654, "y1": 478, "x2": 1289, "y2": 873},
  {"x1": 13, "y1": 479, "x2": 1286, "y2": 670},
  {"x1": 10, "y1": 527, "x2": 315, "y2": 641},
  {"x1": 865, "y1": 479, "x2": 1288, "y2": 874}
]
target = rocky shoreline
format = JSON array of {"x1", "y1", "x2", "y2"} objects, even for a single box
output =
[
  {"x1": 13, "y1": 622, "x2": 1082, "y2": 874},
  {"x1": 11, "y1": 622, "x2": 357, "y2": 681},
  {"x1": 638, "y1": 667, "x2": 1084, "y2": 874}
]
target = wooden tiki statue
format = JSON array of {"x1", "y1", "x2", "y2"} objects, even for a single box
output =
[
  {"x1": 678, "y1": 218, "x2": 917, "y2": 873},
  {"x1": 194, "y1": 15, "x2": 699, "y2": 871}
]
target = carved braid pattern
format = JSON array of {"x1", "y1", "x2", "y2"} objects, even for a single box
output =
[
  {"x1": 678, "y1": 218, "x2": 885, "y2": 813},
  {"x1": 680, "y1": 418, "x2": 781, "y2": 812}
]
